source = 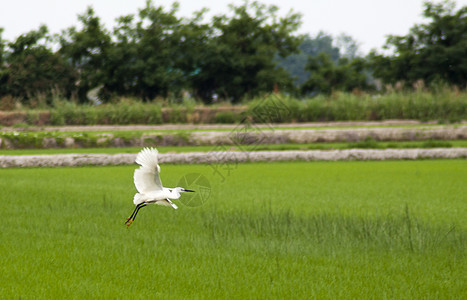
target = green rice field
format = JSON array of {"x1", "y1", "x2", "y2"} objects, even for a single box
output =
[{"x1": 0, "y1": 160, "x2": 465, "y2": 298}]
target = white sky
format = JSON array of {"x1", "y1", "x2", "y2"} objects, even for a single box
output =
[{"x1": 1, "y1": 0, "x2": 466, "y2": 54}]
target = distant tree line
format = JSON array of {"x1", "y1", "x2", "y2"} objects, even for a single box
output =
[{"x1": 0, "y1": 0, "x2": 465, "y2": 105}]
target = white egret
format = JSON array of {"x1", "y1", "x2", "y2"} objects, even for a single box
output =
[{"x1": 125, "y1": 147, "x2": 194, "y2": 227}]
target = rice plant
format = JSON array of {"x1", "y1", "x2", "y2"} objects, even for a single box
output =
[{"x1": 0, "y1": 161, "x2": 465, "y2": 298}]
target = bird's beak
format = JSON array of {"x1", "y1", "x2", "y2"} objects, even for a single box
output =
[{"x1": 184, "y1": 189, "x2": 195, "y2": 192}]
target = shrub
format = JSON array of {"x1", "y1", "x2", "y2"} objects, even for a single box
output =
[{"x1": 214, "y1": 112, "x2": 242, "y2": 124}]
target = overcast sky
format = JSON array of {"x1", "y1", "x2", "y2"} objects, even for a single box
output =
[{"x1": 1, "y1": 0, "x2": 466, "y2": 54}]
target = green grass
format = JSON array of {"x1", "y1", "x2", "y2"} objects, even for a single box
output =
[
  {"x1": 2, "y1": 89, "x2": 467, "y2": 127},
  {"x1": 0, "y1": 160, "x2": 465, "y2": 298},
  {"x1": 248, "y1": 92, "x2": 467, "y2": 123},
  {"x1": 0, "y1": 139, "x2": 466, "y2": 155}
]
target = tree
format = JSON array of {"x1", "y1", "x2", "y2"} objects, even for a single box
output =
[
  {"x1": 0, "y1": 28, "x2": 8, "y2": 97},
  {"x1": 2, "y1": 1, "x2": 313, "y2": 102},
  {"x1": 277, "y1": 32, "x2": 358, "y2": 86},
  {"x1": 58, "y1": 7, "x2": 111, "y2": 102},
  {"x1": 369, "y1": 0, "x2": 467, "y2": 87},
  {"x1": 100, "y1": 1, "x2": 210, "y2": 101},
  {"x1": 0, "y1": 28, "x2": 5, "y2": 66},
  {"x1": 301, "y1": 53, "x2": 369, "y2": 95},
  {"x1": 192, "y1": 0, "x2": 302, "y2": 102},
  {"x1": 5, "y1": 25, "x2": 77, "y2": 102},
  {"x1": 335, "y1": 33, "x2": 360, "y2": 60}
]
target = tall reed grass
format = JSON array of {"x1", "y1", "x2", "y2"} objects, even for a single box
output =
[
  {"x1": 49, "y1": 100, "x2": 163, "y2": 125},
  {"x1": 248, "y1": 89, "x2": 466, "y2": 123},
  {"x1": 1, "y1": 89, "x2": 465, "y2": 126}
]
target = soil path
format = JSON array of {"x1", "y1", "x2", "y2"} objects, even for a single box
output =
[
  {"x1": 1, "y1": 120, "x2": 455, "y2": 132},
  {"x1": 1, "y1": 148, "x2": 466, "y2": 167}
]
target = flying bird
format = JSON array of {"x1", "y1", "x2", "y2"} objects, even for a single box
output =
[{"x1": 125, "y1": 147, "x2": 194, "y2": 227}]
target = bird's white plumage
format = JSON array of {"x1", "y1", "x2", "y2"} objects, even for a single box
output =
[
  {"x1": 126, "y1": 147, "x2": 196, "y2": 226},
  {"x1": 134, "y1": 147, "x2": 163, "y2": 194},
  {"x1": 132, "y1": 147, "x2": 178, "y2": 209}
]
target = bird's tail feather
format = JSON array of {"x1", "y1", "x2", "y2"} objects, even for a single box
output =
[
  {"x1": 165, "y1": 198, "x2": 178, "y2": 209},
  {"x1": 151, "y1": 199, "x2": 178, "y2": 209},
  {"x1": 133, "y1": 193, "x2": 146, "y2": 205}
]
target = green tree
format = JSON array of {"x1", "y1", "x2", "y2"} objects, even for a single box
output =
[
  {"x1": 335, "y1": 33, "x2": 360, "y2": 60},
  {"x1": 192, "y1": 0, "x2": 302, "y2": 102},
  {"x1": 0, "y1": 28, "x2": 5, "y2": 65},
  {"x1": 58, "y1": 7, "x2": 111, "y2": 102},
  {"x1": 100, "y1": 1, "x2": 209, "y2": 101},
  {"x1": 369, "y1": 0, "x2": 467, "y2": 86},
  {"x1": 301, "y1": 53, "x2": 369, "y2": 95},
  {"x1": 277, "y1": 32, "x2": 358, "y2": 86},
  {"x1": 0, "y1": 28, "x2": 8, "y2": 97},
  {"x1": 5, "y1": 25, "x2": 77, "y2": 102}
]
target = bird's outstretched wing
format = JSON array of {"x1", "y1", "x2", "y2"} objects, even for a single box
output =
[{"x1": 134, "y1": 147, "x2": 163, "y2": 193}]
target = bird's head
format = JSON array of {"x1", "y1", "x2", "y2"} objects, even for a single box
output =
[{"x1": 176, "y1": 187, "x2": 195, "y2": 193}]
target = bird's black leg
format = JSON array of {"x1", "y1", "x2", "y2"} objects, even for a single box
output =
[
  {"x1": 125, "y1": 204, "x2": 140, "y2": 224},
  {"x1": 125, "y1": 203, "x2": 146, "y2": 226},
  {"x1": 132, "y1": 204, "x2": 147, "y2": 222}
]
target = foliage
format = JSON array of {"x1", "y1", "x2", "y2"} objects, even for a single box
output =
[
  {"x1": 214, "y1": 111, "x2": 243, "y2": 123},
  {"x1": 0, "y1": 88, "x2": 465, "y2": 126},
  {"x1": 49, "y1": 100, "x2": 163, "y2": 125},
  {"x1": 369, "y1": 0, "x2": 467, "y2": 87},
  {"x1": 0, "y1": 28, "x2": 8, "y2": 96},
  {"x1": 301, "y1": 53, "x2": 369, "y2": 95},
  {"x1": 334, "y1": 33, "x2": 361, "y2": 59},
  {"x1": 56, "y1": 0, "x2": 302, "y2": 103},
  {"x1": 191, "y1": 1, "x2": 302, "y2": 103},
  {"x1": 3, "y1": 26, "x2": 77, "y2": 102},
  {"x1": 247, "y1": 90, "x2": 466, "y2": 122},
  {"x1": 99, "y1": 2, "x2": 208, "y2": 101},
  {"x1": 58, "y1": 7, "x2": 112, "y2": 102},
  {"x1": 1, "y1": 1, "x2": 467, "y2": 103},
  {"x1": 277, "y1": 31, "x2": 344, "y2": 86}
]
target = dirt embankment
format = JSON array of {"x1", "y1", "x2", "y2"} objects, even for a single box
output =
[
  {"x1": 1, "y1": 148, "x2": 466, "y2": 168},
  {"x1": 1, "y1": 123, "x2": 466, "y2": 149},
  {"x1": 0, "y1": 120, "x2": 443, "y2": 131},
  {"x1": 193, "y1": 126, "x2": 467, "y2": 145},
  {"x1": 1, "y1": 122, "x2": 465, "y2": 167}
]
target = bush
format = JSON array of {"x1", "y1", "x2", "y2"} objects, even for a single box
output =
[
  {"x1": 47, "y1": 100, "x2": 163, "y2": 125},
  {"x1": 214, "y1": 112, "x2": 242, "y2": 124}
]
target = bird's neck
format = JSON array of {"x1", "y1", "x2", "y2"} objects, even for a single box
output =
[{"x1": 164, "y1": 187, "x2": 180, "y2": 199}]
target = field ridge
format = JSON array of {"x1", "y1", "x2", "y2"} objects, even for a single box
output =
[
  {"x1": 1, "y1": 124, "x2": 466, "y2": 149},
  {"x1": 1, "y1": 148, "x2": 466, "y2": 167}
]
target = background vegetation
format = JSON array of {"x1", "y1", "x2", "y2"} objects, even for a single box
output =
[
  {"x1": 0, "y1": 0, "x2": 466, "y2": 106},
  {"x1": 0, "y1": 90, "x2": 465, "y2": 126}
]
